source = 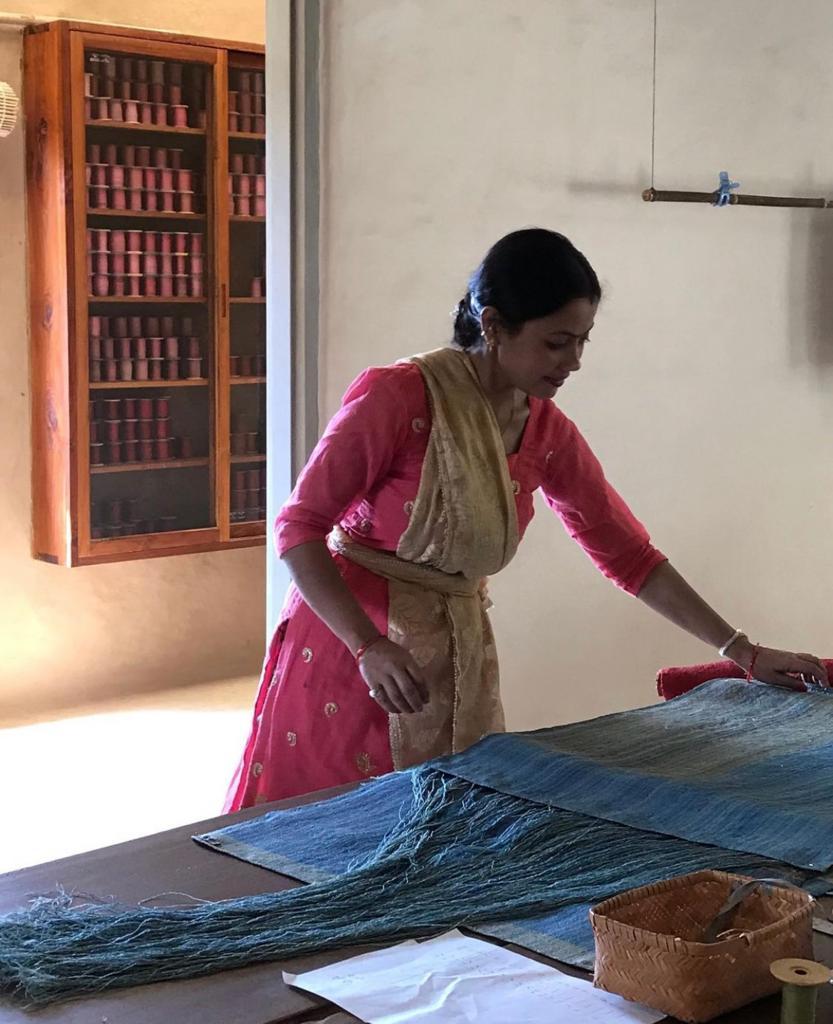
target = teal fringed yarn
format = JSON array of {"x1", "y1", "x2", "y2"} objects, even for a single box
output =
[{"x1": 0, "y1": 770, "x2": 805, "y2": 1008}]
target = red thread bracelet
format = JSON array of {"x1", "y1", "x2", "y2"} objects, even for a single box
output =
[
  {"x1": 355, "y1": 636, "x2": 385, "y2": 664},
  {"x1": 746, "y1": 647, "x2": 759, "y2": 682}
]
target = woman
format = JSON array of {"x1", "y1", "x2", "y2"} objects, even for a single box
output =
[{"x1": 225, "y1": 228, "x2": 828, "y2": 810}]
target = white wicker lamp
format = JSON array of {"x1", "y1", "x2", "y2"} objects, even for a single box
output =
[{"x1": 0, "y1": 81, "x2": 19, "y2": 137}]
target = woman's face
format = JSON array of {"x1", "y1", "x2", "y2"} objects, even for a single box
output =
[{"x1": 484, "y1": 298, "x2": 597, "y2": 399}]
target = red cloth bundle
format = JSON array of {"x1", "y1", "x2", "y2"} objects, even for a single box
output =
[{"x1": 656, "y1": 660, "x2": 833, "y2": 700}]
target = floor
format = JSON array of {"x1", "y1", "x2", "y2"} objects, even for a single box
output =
[{"x1": 0, "y1": 677, "x2": 257, "y2": 874}]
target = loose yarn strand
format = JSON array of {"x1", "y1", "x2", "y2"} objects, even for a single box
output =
[{"x1": 0, "y1": 770, "x2": 813, "y2": 1009}]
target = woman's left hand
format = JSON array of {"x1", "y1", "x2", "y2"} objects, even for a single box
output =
[{"x1": 730, "y1": 638, "x2": 829, "y2": 690}]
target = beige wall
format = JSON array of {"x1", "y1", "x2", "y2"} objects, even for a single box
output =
[
  {"x1": 319, "y1": 0, "x2": 833, "y2": 730},
  {"x1": 0, "y1": 2, "x2": 265, "y2": 717}
]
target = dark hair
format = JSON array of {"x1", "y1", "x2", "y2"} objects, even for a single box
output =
[{"x1": 452, "y1": 228, "x2": 601, "y2": 349}]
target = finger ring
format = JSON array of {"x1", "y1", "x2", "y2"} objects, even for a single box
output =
[{"x1": 368, "y1": 689, "x2": 378, "y2": 699}]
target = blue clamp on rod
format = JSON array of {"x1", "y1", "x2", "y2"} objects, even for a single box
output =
[{"x1": 713, "y1": 171, "x2": 740, "y2": 207}]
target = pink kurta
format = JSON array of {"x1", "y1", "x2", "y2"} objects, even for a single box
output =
[{"x1": 224, "y1": 362, "x2": 666, "y2": 810}]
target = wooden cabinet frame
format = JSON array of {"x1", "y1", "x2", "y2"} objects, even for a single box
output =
[{"x1": 25, "y1": 21, "x2": 266, "y2": 565}]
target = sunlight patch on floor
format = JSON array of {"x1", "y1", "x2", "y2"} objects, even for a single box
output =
[{"x1": 0, "y1": 679, "x2": 256, "y2": 874}]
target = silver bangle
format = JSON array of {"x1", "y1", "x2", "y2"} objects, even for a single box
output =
[{"x1": 719, "y1": 629, "x2": 745, "y2": 658}]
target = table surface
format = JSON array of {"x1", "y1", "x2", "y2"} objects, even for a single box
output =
[{"x1": 0, "y1": 792, "x2": 831, "y2": 1024}]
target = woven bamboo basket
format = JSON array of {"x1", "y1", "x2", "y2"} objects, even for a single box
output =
[{"x1": 590, "y1": 870, "x2": 814, "y2": 1023}]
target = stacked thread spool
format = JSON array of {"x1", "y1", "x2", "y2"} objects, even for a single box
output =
[
  {"x1": 87, "y1": 228, "x2": 205, "y2": 298},
  {"x1": 89, "y1": 395, "x2": 195, "y2": 467},
  {"x1": 230, "y1": 422, "x2": 262, "y2": 457},
  {"x1": 89, "y1": 314, "x2": 204, "y2": 383},
  {"x1": 232, "y1": 467, "x2": 266, "y2": 522},
  {"x1": 84, "y1": 53, "x2": 206, "y2": 129},
  {"x1": 229, "y1": 152, "x2": 266, "y2": 217},
  {"x1": 86, "y1": 142, "x2": 203, "y2": 214},
  {"x1": 91, "y1": 498, "x2": 178, "y2": 539},
  {"x1": 228, "y1": 68, "x2": 265, "y2": 134},
  {"x1": 229, "y1": 353, "x2": 265, "y2": 378},
  {"x1": 247, "y1": 274, "x2": 265, "y2": 297}
]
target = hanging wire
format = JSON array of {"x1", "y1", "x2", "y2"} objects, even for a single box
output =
[
  {"x1": 643, "y1": 0, "x2": 833, "y2": 208},
  {"x1": 650, "y1": 0, "x2": 658, "y2": 189}
]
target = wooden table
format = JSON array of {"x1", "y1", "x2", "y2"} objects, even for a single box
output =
[{"x1": 0, "y1": 793, "x2": 831, "y2": 1024}]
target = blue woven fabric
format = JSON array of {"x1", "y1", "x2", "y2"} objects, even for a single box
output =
[
  {"x1": 432, "y1": 679, "x2": 833, "y2": 870},
  {"x1": 194, "y1": 681, "x2": 833, "y2": 968}
]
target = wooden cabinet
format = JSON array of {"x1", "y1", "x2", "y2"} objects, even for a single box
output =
[{"x1": 24, "y1": 21, "x2": 267, "y2": 565}]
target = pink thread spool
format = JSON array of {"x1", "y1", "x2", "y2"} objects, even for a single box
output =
[
  {"x1": 170, "y1": 104, "x2": 188, "y2": 128},
  {"x1": 154, "y1": 437, "x2": 173, "y2": 460}
]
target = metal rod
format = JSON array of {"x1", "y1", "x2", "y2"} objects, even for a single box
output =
[{"x1": 642, "y1": 187, "x2": 833, "y2": 209}]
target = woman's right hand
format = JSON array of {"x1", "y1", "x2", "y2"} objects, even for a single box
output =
[{"x1": 357, "y1": 638, "x2": 429, "y2": 715}]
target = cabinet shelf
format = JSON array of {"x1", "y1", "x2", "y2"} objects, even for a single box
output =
[
  {"x1": 91, "y1": 457, "x2": 209, "y2": 475},
  {"x1": 229, "y1": 131, "x2": 265, "y2": 140},
  {"x1": 87, "y1": 209, "x2": 206, "y2": 221},
  {"x1": 89, "y1": 379, "x2": 208, "y2": 389},
  {"x1": 86, "y1": 120, "x2": 206, "y2": 136},
  {"x1": 88, "y1": 296, "x2": 207, "y2": 304},
  {"x1": 231, "y1": 376, "x2": 266, "y2": 384}
]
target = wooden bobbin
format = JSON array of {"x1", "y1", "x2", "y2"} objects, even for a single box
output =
[{"x1": 770, "y1": 959, "x2": 832, "y2": 1024}]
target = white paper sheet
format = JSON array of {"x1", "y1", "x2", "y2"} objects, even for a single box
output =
[{"x1": 283, "y1": 930, "x2": 666, "y2": 1024}]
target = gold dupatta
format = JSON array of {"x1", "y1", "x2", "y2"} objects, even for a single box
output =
[{"x1": 331, "y1": 348, "x2": 520, "y2": 768}]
